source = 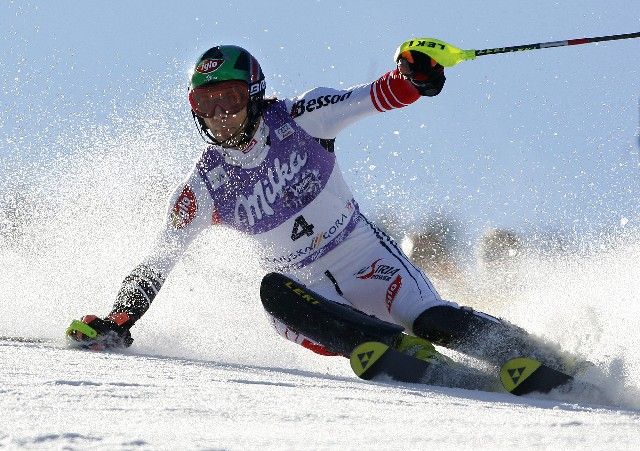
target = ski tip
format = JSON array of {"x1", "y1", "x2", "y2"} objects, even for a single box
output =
[
  {"x1": 350, "y1": 341, "x2": 389, "y2": 379},
  {"x1": 500, "y1": 357, "x2": 542, "y2": 393}
]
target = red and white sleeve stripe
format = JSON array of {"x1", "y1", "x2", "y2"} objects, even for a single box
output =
[{"x1": 370, "y1": 69, "x2": 420, "y2": 112}]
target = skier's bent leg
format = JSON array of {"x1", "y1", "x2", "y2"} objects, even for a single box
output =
[
  {"x1": 261, "y1": 272, "x2": 404, "y2": 356},
  {"x1": 412, "y1": 305, "x2": 577, "y2": 371},
  {"x1": 268, "y1": 311, "x2": 448, "y2": 363},
  {"x1": 261, "y1": 272, "x2": 447, "y2": 364}
]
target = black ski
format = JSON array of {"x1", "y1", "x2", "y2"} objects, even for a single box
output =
[
  {"x1": 500, "y1": 357, "x2": 572, "y2": 395},
  {"x1": 260, "y1": 272, "x2": 404, "y2": 356},
  {"x1": 500, "y1": 356, "x2": 605, "y2": 398},
  {"x1": 350, "y1": 341, "x2": 500, "y2": 392}
]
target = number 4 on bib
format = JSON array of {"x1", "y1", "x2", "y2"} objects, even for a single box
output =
[{"x1": 291, "y1": 215, "x2": 315, "y2": 241}]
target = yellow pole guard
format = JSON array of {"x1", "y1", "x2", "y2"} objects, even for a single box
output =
[{"x1": 394, "y1": 38, "x2": 476, "y2": 67}]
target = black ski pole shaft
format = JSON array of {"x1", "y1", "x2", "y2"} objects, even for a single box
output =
[{"x1": 475, "y1": 32, "x2": 640, "y2": 57}]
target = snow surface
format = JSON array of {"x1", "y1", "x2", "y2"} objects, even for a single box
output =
[{"x1": 2, "y1": 338, "x2": 639, "y2": 450}]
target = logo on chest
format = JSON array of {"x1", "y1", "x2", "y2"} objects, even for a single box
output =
[
  {"x1": 234, "y1": 150, "x2": 310, "y2": 227},
  {"x1": 283, "y1": 169, "x2": 322, "y2": 208},
  {"x1": 206, "y1": 165, "x2": 229, "y2": 191},
  {"x1": 274, "y1": 123, "x2": 294, "y2": 141}
]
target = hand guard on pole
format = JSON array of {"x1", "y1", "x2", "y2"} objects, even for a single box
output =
[
  {"x1": 395, "y1": 49, "x2": 446, "y2": 97},
  {"x1": 66, "y1": 313, "x2": 134, "y2": 350}
]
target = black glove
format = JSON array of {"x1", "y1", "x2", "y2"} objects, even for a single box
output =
[
  {"x1": 67, "y1": 313, "x2": 134, "y2": 350},
  {"x1": 396, "y1": 50, "x2": 446, "y2": 97}
]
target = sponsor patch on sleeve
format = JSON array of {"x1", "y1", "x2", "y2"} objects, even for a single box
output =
[
  {"x1": 290, "y1": 91, "x2": 353, "y2": 118},
  {"x1": 171, "y1": 185, "x2": 198, "y2": 229}
]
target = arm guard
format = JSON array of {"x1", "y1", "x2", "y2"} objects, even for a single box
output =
[{"x1": 110, "y1": 264, "x2": 165, "y2": 324}]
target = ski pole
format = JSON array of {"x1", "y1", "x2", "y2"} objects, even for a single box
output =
[{"x1": 395, "y1": 32, "x2": 640, "y2": 67}]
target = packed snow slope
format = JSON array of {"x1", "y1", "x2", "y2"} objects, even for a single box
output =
[{"x1": 1, "y1": 337, "x2": 639, "y2": 450}]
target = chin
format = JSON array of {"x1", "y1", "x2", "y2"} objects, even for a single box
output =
[{"x1": 214, "y1": 133, "x2": 233, "y2": 142}]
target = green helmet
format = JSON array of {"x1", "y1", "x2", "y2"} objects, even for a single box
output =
[{"x1": 189, "y1": 45, "x2": 266, "y2": 147}]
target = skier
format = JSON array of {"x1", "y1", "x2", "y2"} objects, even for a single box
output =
[{"x1": 68, "y1": 42, "x2": 578, "y2": 374}]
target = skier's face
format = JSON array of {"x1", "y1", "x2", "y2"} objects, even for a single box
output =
[
  {"x1": 189, "y1": 80, "x2": 251, "y2": 143},
  {"x1": 202, "y1": 106, "x2": 248, "y2": 142}
]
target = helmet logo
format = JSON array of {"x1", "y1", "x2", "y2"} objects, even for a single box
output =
[
  {"x1": 249, "y1": 79, "x2": 266, "y2": 95},
  {"x1": 196, "y1": 59, "x2": 225, "y2": 74}
]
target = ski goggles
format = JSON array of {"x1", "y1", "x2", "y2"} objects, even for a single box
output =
[{"x1": 188, "y1": 80, "x2": 249, "y2": 118}]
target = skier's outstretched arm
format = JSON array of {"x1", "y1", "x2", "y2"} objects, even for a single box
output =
[
  {"x1": 67, "y1": 168, "x2": 214, "y2": 349},
  {"x1": 286, "y1": 43, "x2": 446, "y2": 140}
]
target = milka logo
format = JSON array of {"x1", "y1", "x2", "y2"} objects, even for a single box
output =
[{"x1": 235, "y1": 151, "x2": 308, "y2": 226}]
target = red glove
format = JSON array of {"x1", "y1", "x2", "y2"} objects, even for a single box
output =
[
  {"x1": 396, "y1": 50, "x2": 446, "y2": 97},
  {"x1": 67, "y1": 313, "x2": 134, "y2": 350}
]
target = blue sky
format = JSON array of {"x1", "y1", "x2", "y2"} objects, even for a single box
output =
[{"x1": 2, "y1": 0, "x2": 639, "y2": 239}]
